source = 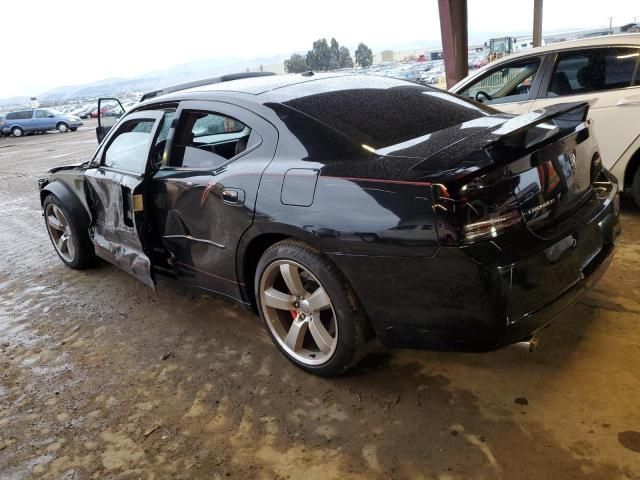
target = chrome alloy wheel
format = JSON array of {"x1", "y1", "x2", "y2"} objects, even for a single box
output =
[
  {"x1": 259, "y1": 260, "x2": 338, "y2": 366},
  {"x1": 45, "y1": 203, "x2": 75, "y2": 262}
]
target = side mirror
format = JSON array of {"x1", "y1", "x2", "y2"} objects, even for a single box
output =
[{"x1": 47, "y1": 114, "x2": 55, "y2": 118}]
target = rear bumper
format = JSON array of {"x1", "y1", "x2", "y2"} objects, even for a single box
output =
[{"x1": 329, "y1": 185, "x2": 620, "y2": 351}]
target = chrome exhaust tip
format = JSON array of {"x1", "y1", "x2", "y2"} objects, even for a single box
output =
[{"x1": 515, "y1": 336, "x2": 539, "y2": 353}]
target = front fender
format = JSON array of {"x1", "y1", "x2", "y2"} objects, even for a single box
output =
[{"x1": 40, "y1": 179, "x2": 91, "y2": 232}]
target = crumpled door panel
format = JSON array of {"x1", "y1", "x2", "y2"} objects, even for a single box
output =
[{"x1": 85, "y1": 171, "x2": 154, "y2": 288}]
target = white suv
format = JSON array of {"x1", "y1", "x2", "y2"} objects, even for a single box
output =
[{"x1": 451, "y1": 34, "x2": 640, "y2": 207}]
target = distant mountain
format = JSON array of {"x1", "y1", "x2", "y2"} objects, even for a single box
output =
[
  {"x1": 0, "y1": 96, "x2": 31, "y2": 108},
  {"x1": 0, "y1": 54, "x2": 287, "y2": 107}
]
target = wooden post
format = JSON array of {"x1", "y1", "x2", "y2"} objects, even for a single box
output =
[{"x1": 438, "y1": 0, "x2": 468, "y2": 89}]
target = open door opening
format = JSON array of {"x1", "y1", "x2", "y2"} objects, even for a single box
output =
[{"x1": 96, "y1": 98, "x2": 125, "y2": 143}]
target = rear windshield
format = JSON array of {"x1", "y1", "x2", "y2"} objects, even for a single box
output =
[{"x1": 275, "y1": 77, "x2": 491, "y2": 150}]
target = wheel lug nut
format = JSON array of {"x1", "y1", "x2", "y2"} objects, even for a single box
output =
[
  {"x1": 300, "y1": 314, "x2": 306, "y2": 320},
  {"x1": 293, "y1": 302, "x2": 299, "y2": 308}
]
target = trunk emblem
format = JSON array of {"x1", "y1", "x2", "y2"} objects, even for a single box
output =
[{"x1": 525, "y1": 198, "x2": 556, "y2": 216}]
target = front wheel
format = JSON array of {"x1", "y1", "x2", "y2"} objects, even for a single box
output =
[
  {"x1": 255, "y1": 240, "x2": 372, "y2": 376},
  {"x1": 43, "y1": 195, "x2": 97, "y2": 269},
  {"x1": 12, "y1": 127, "x2": 24, "y2": 137},
  {"x1": 57, "y1": 122, "x2": 69, "y2": 133},
  {"x1": 632, "y1": 167, "x2": 640, "y2": 209}
]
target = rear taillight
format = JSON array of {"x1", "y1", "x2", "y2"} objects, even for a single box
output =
[
  {"x1": 434, "y1": 169, "x2": 523, "y2": 244},
  {"x1": 463, "y1": 210, "x2": 522, "y2": 241}
]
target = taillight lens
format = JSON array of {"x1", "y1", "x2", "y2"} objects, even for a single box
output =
[
  {"x1": 458, "y1": 171, "x2": 522, "y2": 243},
  {"x1": 463, "y1": 210, "x2": 522, "y2": 241}
]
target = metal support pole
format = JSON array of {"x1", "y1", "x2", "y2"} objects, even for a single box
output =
[
  {"x1": 533, "y1": 0, "x2": 543, "y2": 47},
  {"x1": 438, "y1": 0, "x2": 468, "y2": 89}
]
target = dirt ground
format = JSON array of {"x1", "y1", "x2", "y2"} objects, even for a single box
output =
[{"x1": 1, "y1": 121, "x2": 639, "y2": 480}]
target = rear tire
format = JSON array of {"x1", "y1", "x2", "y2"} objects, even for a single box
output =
[
  {"x1": 57, "y1": 122, "x2": 69, "y2": 133},
  {"x1": 12, "y1": 127, "x2": 23, "y2": 137},
  {"x1": 255, "y1": 240, "x2": 372, "y2": 376},
  {"x1": 43, "y1": 195, "x2": 97, "y2": 269},
  {"x1": 632, "y1": 168, "x2": 640, "y2": 209}
]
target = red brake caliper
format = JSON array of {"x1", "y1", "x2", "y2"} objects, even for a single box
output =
[{"x1": 290, "y1": 310, "x2": 298, "y2": 320}]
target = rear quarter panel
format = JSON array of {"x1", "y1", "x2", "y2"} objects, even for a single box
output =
[{"x1": 254, "y1": 158, "x2": 439, "y2": 258}]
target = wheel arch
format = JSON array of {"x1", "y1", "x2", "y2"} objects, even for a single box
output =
[
  {"x1": 237, "y1": 222, "x2": 336, "y2": 311},
  {"x1": 41, "y1": 180, "x2": 91, "y2": 233},
  {"x1": 237, "y1": 230, "x2": 292, "y2": 312}
]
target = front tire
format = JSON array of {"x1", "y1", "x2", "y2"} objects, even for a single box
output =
[
  {"x1": 632, "y1": 167, "x2": 640, "y2": 209},
  {"x1": 255, "y1": 240, "x2": 371, "y2": 376},
  {"x1": 43, "y1": 195, "x2": 97, "y2": 269},
  {"x1": 12, "y1": 127, "x2": 24, "y2": 137},
  {"x1": 57, "y1": 122, "x2": 69, "y2": 133}
]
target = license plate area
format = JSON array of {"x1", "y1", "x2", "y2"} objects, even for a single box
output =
[{"x1": 506, "y1": 225, "x2": 603, "y2": 320}]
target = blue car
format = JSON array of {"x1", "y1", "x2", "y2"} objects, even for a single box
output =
[{"x1": 1, "y1": 108, "x2": 83, "y2": 137}]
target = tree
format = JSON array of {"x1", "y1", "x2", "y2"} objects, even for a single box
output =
[
  {"x1": 338, "y1": 46, "x2": 354, "y2": 68},
  {"x1": 329, "y1": 38, "x2": 341, "y2": 70},
  {"x1": 284, "y1": 53, "x2": 308, "y2": 73},
  {"x1": 355, "y1": 43, "x2": 374, "y2": 68},
  {"x1": 306, "y1": 38, "x2": 332, "y2": 71}
]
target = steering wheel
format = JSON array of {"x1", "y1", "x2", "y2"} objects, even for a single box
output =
[{"x1": 475, "y1": 90, "x2": 493, "y2": 102}]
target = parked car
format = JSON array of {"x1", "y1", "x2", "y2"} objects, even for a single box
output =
[
  {"x1": 0, "y1": 114, "x2": 4, "y2": 137},
  {"x1": 77, "y1": 105, "x2": 96, "y2": 119},
  {"x1": 39, "y1": 73, "x2": 619, "y2": 376},
  {"x1": 451, "y1": 34, "x2": 640, "y2": 207},
  {"x1": 71, "y1": 106, "x2": 87, "y2": 117},
  {"x1": 2, "y1": 108, "x2": 83, "y2": 136}
]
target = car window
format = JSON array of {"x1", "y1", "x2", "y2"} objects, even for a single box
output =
[
  {"x1": 156, "y1": 111, "x2": 176, "y2": 144},
  {"x1": 459, "y1": 59, "x2": 540, "y2": 104},
  {"x1": 103, "y1": 118, "x2": 155, "y2": 173},
  {"x1": 547, "y1": 47, "x2": 640, "y2": 97},
  {"x1": 168, "y1": 110, "x2": 253, "y2": 169},
  {"x1": 152, "y1": 110, "x2": 177, "y2": 166},
  {"x1": 8, "y1": 110, "x2": 33, "y2": 120},
  {"x1": 36, "y1": 110, "x2": 48, "y2": 119}
]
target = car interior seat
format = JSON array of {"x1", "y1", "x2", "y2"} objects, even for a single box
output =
[
  {"x1": 548, "y1": 71, "x2": 572, "y2": 96},
  {"x1": 577, "y1": 65, "x2": 604, "y2": 92},
  {"x1": 234, "y1": 135, "x2": 249, "y2": 156}
]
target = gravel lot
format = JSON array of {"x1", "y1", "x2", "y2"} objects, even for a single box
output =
[{"x1": 1, "y1": 120, "x2": 639, "y2": 479}]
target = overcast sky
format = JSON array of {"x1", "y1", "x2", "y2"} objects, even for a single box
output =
[{"x1": 1, "y1": 0, "x2": 638, "y2": 98}]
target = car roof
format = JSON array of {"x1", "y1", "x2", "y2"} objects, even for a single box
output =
[
  {"x1": 496, "y1": 33, "x2": 640, "y2": 63},
  {"x1": 150, "y1": 72, "x2": 433, "y2": 106},
  {"x1": 182, "y1": 72, "x2": 327, "y2": 96},
  {"x1": 452, "y1": 33, "x2": 640, "y2": 90},
  {"x1": 139, "y1": 71, "x2": 277, "y2": 101}
]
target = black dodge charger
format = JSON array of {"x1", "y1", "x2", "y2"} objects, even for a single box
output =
[{"x1": 39, "y1": 73, "x2": 620, "y2": 376}]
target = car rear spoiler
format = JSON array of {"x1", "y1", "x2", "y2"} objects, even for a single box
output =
[{"x1": 484, "y1": 101, "x2": 590, "y2": 150}]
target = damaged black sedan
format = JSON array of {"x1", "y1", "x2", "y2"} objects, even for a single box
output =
[{"x1": 39, "y1": 73, "x2": 620, "y2": 376}]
